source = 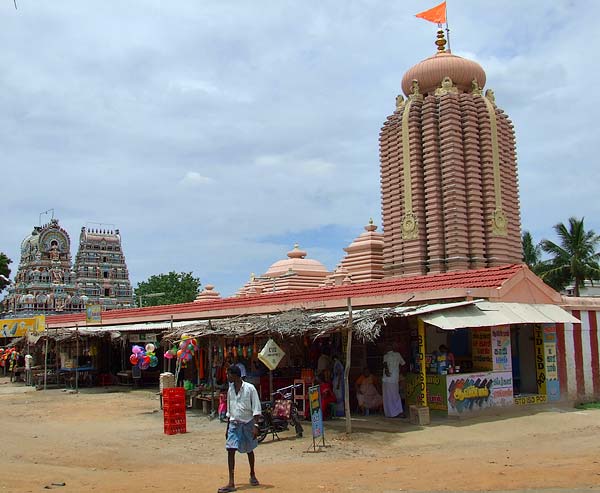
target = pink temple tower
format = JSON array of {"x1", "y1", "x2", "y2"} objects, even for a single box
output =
[{"x1": 380, "y1": 29, "x2": 522, "y2": 277}]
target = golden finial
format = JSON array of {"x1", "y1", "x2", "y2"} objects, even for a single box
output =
[{"x1": 435, "y1": 28, "x2": 447, "y2": 53}]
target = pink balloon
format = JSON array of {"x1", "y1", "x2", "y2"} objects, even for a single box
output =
[{"x1": 164, "y1": 351, "x2": 173, "y2": 360}]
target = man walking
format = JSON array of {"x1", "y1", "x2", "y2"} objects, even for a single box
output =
[
  {"x1": 218, "y1": 365, "x2": 261, "y2": 492},
  {"x1": 382, "y1": 342, "x2": 406, "y2": 418}
]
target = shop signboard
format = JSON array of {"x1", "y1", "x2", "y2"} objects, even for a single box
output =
[
  {"x1": 471, "y1": 328, "x2": 493, "y2": 370},
  {"x1": 258, "y1": 339, "x2": 285, "y2": 371},
  {"x1": 533, "y1": 325, "x2": 546, "y2": 396},
  {"x1": 491, "y1": 326, "x2": 512, "y2": 371},
  {"x1": 129, "y1": 333, "x2": 157, "y2": 343},
  {"x1": 416, "y1": 319, "x2": 427, "y2": 406},
  {"x1": 308, "y1": 385, "x2": 323, "y2": 439},
  {"x1": 514, "y1": 394, "x2": 547, "y2": 405},
  {"x1": 446, "y1": 371, "x2": 513, "y2": 416},
  {"x1": 425, "y1": 374, "x2": 448, "y2": 410},
  {"x1": 1, "y1": 316, "x2": 45, "y2": 337},
  {"x1": 543, "y1": 326, "x2": 560, "y2": 401},
  {"x1": 86, "y1": 304, "x2": 102, "y2": 324}
]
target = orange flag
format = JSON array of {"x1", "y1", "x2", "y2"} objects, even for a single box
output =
[{"x1": 415, "y1": 1, "x2": 447, "y2": 24}]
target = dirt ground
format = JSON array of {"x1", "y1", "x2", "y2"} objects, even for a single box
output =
[{"x1": 1, "y1": 378, "x2": 600, "y2": 493}]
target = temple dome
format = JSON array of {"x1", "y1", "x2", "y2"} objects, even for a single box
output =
[
  {"x1": 264, "y1": 244, "x2": 328, "y2": 276},
  {"x1": 401, "y1": 51, "x2": 486, "y2": 97}
]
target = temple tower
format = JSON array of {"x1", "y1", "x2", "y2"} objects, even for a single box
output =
[
  {"x1": 74, "y1": 227, "x2": 134, "y2": 310},
  {"x1": 380, "y1": 30, "x2": 522, "y2": 277},
  {"x1": 2, "y1": 219, "x2": 82, "y2": 314}
]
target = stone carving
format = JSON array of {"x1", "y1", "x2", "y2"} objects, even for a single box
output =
[
  {"x1": 471, "y1": 79, "x2": 483, "y2": 96},
  {"x1": 409, "y1": 79, "x2": 423, "y2": 101},
  {"x1": 435, "y1": 76, "x2": 459, "y2": 96},
  {"x1": 485, "y1": 88, "x2": 496, "y2": 105},
  {"x1": 401, "y1": 212, "x2": 419, "y2": 240},
  {"x1": 395, "y1": 94, "x2": 405, "y2": 110},
  {"x1": 492, "y1": 208, "x2": 508, "y2": 236}
]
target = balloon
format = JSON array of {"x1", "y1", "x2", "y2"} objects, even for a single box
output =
[
  {"x1": 188, "y1": 344, "x2": 194, "y2": 351},
  {"x1": 179, "y1": 341, "x2": 186, "y2": 350},
  {"x1": 177, "y1": 349, "x2": 183, "y2": 358},
  {"x1": 130, "y1": 355, "x2": 138, "y2": 365},
  {"x1": 144, "y1": 355, "x2": 150, "y2": 364},
  {"x1": 145, "y1": 343, "x2": 155, "y2": 353},
  {"x1": 150, "y1": 359, "x2": 158, "y2": 368},
  {"x1": 163, "y1": 351, "x2": 173, "y2": 359},
  {"x1": 132, "y1": 345, "x2": 143, "y2": 354},
  {"x1": 140, "y1": 361, "x2": 149, "y2": 370}
]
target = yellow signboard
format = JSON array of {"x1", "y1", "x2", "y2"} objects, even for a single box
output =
[
  {"x1": 0, "y1": 316, "x2": 46, "y2": 337},
  {"x1": 534, "y1": 325, "x2": 546, "y2": 395},
  {"x1": 258, "y1": 339, "x2": 285, "y2": 370}
]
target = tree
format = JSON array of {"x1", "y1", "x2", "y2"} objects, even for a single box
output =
[
  {"x1": 522, "y1": 231, "x2": 542, "y2": 271},
  {"x1": 0, "y1": 253, "x2": 12, "y2": 293},
  {"x1": 539, "y1": 217, "x2": 600, "y2": 296},
  {"x1": 134, "y1": 271, "x2": 201, "y2": 307}
]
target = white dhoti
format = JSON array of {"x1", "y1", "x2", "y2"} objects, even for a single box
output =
[{"x1": 382, "y1": 381, "x2": 403, "y2": 417}]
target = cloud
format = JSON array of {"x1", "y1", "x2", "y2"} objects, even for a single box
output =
[
  {"x1": 180, "y1": 171, "x2": 214, "y2": 187},
  {"x1": 1, "y1": 0, "x2": 598, "y2": 297}
]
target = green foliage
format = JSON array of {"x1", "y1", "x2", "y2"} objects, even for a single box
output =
[
  {"x1": 538, "y1": 217, "x2": 600, "y2": 296},
  {"x1": 134, "y1": 271, "x2": 201, "y2": 307},
  {"x1": 0, "y1": 253, "x2": 12, "y2": 292},
  {"x1": 522, "y1": 231, "x2": 542, "y2": 271},
  {"x1": 575, "y1": 401, "x2": 600, "y2": 410}
]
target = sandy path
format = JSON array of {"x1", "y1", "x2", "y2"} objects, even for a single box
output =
[{"x1": 1, "y1": 380, "x2": 599, "y2": 492}]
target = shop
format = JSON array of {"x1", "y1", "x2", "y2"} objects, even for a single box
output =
[{"x1": 404, "y1": 302, "x2": 578, "y2": 416}]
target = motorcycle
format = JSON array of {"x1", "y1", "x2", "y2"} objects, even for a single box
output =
[{"x1": 256, "y1": 383, "x2": 304, "y2": 443}]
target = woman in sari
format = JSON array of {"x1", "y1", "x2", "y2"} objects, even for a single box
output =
[
  {"x1": 355, "y1": 368, "x2": 383, "y2": 416},
  {"x1": 332, "y1": 355, "x2": 345, "y2": 417}
]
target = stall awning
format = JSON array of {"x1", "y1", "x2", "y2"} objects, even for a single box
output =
[{"x1": 419, "y1": 301, "x2": 580, "y2": 330}]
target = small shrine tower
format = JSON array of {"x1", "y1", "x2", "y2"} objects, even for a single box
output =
[
  {"x1": 380, "y1": 29, "x2": 522, "y2": 277},
  {"x1": 2, "y1": 219, "x2": 82, "y2": 314},
  {"x1": 74, "y1": 226, "x2": 134, "y2": 310}
]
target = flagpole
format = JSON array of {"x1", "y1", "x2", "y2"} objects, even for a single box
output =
[{"x1": 444, "y1": 2, "x2": 451, "y2": 53}]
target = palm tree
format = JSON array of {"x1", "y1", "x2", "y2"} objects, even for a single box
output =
[
  {"x1": 539, "y1": 217, "x2": 600, "y2": 296},
  {"x1": 522, "y1": 231, "x2": 542, "y2": 271}
]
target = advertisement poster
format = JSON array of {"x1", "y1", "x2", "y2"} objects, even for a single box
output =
[
  {"x1": 471, "y1": 328, "x2": 493, "y2": 370},
  {"x1": 543, "y1": 326, "x2": 560, "y2": 401},
  {"x1": 446, "y1": 371, "x2": 513, "y2": 416},
  {"x1": 86, "y1": 304, "x2": 102, "y2": 324},
  {"x1": 308, "y1": 385, "x2": 323, "y2": 439},
  {"x1": 1, "y1": 316, "x2": 45, "y2": 337},
  {"x1": 491, "y1": 326, "x2": 512, "y2": 371},
  {"x1": 534, "y1": 325, "x2": 546, "y2": 395},
  {"x1": 416, "y1": 320, "x2": 427, "y2": 406}
]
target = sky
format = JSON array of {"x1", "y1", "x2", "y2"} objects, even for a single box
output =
[{"x1": 1, "y1": 1, "x2": 598, "y2": 298}]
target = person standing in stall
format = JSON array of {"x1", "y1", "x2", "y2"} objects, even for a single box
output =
[
  {"x1": 219, "y1": 365, "x2": 261, "y2": 493},
  {"x1": 382, "y1": 342, "x2": 406, "y2": 418}
]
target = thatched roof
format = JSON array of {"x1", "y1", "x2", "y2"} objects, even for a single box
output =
[{"x1": 162, "y1": 305, "x2": 412, "y2": 344}]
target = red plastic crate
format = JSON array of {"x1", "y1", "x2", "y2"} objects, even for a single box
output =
[
  {"x1": 162, "y1": 387, "x2": 185, "y2": 399},
  {"x1": 164, "y1": 423, "x2": 186, "y2": 435},
  {"x1": 162, "y1": 401, "x2": 186, "y2": 412},
  {"x1": 164, "y1": 414, "x2": 186, "y2": 425}
]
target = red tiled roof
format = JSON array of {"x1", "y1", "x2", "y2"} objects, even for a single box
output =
[{"x1": 47, "y1": 264, "x2": 524, "y2": 325}]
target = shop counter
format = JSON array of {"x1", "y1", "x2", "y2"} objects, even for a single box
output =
[{"x1": 406, "y1": 370, "x2": 515, "y2": 416}]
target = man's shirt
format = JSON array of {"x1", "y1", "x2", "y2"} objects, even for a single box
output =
[{"x1": 226, "y1": 381, "x2": 261, "y2": 423}]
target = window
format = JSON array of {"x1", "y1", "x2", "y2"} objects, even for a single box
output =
[
  {"x1": 104, "y1": 288, "x2": 110, "y2": 297},
  {"x1": 103, "y1": 271, "x2": 109, "y2": 279}
]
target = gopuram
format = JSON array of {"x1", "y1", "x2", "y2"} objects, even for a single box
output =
[
  {"x1": 1, "y1": 220, "x2": 134, "y2": 314},
  {"x1": 2, "y1": 219, "x2": 83, "y2": 314},
  {"x1": 73, "y1": 227, "x2": 134, "y2": 310}
]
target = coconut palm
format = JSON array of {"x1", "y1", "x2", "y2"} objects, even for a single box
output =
[
  {"x1": 539, "y1": 217, "x2": 600, "y2": 296},
  {"x1": 522, "y1": 231, "x2": 542, "y2": 271}
]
